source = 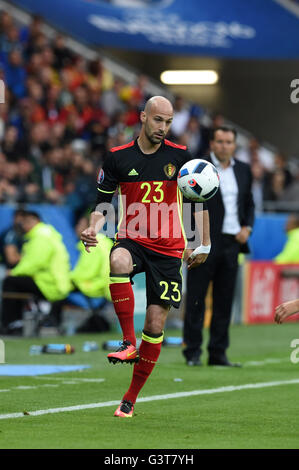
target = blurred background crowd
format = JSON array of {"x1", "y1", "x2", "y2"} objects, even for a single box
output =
[{"x1": 1, "y1": 11, "x2": 299, "y2": 223}]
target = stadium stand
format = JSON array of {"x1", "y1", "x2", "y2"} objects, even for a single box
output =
[{"x1": 1, "y1": 8, "x2": 298, "y2": 215}]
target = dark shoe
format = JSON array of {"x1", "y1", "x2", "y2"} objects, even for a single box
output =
[
  {"x1": 208, "y1": 357, "x2": 242, "y2": 367},
  {"x1": 186, "y1": 357, "x2": 202, "y2": 366}
]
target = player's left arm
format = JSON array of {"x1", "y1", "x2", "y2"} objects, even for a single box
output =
[
  {"x1": 274, "y1": 298, "x2": 299, "y2": 324},
  {"x1": 180, "y1": 149, "x2": 211, "y2": 269},
  {"x1": 185, "y1": 206, "x2": 211, "y2": 270}
]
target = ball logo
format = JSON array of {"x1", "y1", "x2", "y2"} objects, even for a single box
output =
[
  {"x1": 188, "y1": 179, "x2": 196, "y2": 187},
  {"x1": 97, "y1": 169, "x2": 105, "y2": 184}
]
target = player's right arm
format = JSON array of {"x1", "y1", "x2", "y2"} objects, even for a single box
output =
[{"x1": 81, "y1": 152, "x2": 118, "y2": 253}]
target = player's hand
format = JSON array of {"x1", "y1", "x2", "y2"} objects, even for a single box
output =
[
  {"x1": 187, "y1": 253, "x2": 209, "y2": 270},
  {"x1": 274, "y1": 300, "x2": 299, "y2": 324},
  {"x1": 80, "y1": 227, "x2": 98, "y2": 253},
  {"x1": 184, "y1": 248, "x2": 208, "y2": 270}
]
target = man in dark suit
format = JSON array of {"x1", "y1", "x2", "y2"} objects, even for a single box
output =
[{"x1": 183, "y1": 126, "x2": 255, "y2": 367}]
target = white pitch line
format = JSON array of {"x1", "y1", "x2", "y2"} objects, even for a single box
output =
[
  {"x1": 244, "y1": 358, "x2": 289, "y2": 366},
  {"x1": 0, "y1": 378, "x2": 299, "y2": 421}
]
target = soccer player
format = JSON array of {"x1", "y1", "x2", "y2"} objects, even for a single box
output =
[{"x1": 81, "y1": 96, "x2": 211, "y2": 418}]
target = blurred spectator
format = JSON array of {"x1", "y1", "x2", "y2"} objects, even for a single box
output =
[
  {"x1": 0, "y1": 208, "x2": 26, "y2": 268},
  {"x1": 278, "y1": 170, "x2": 299, "y2": 203},
  {"x1": 210, "y1": 112, "x2": 225, "y2": 129},
  {"x1": 251, "y1": 161, "x2": 266, "y2": 213},
  {"x1": 170, "y1": 95, "x2": 190, "y2": 138},
  {"x1": 17, "y1": 158, "x2": 42, "y2": 202},
  {"x1": 0, "y1": 161, "x2": 19, "y2": 202},
  {"x1": 41, "y1": 146, "x2": 70, "y2": 204},
  {"x1": 0, "y1": 125, "x2": 23, "y2": 161},
  {"x1": 0, "y1": 211, "x2": 72, "y2": 334},
  {"x1": 274, "y1": 213, "x2": 299, "y2": 263},
  {"x1": 100, "y1": 77, "x2": 126, "y2": 118},
  {"x1": 0, "y1": 23, "x2": 21, "y2": 60},
  {"x1": 65, "y1": 157, "x2": 97, "y2": 220},
  {"x1": 178, "y1": 115, "x2": 210, "y2": 156},
  {"x1": 236, "y1": 137, "x2": 274, "y2": 171},
  {"x1": 263, "y1": 168, "x2": 287, "y2": 203},
  {"x1": 3, "y1": 48, "x2": 27, "y2": 98},
  {"x1": 262, "y1": 152, "x2": 294, "y2": 209},
  {"x1": 52, "y1": 34, "x2": 74, "y2": 69},
  {"x1": 273, "y1": 152, "x2": 293, "y2": 187}
]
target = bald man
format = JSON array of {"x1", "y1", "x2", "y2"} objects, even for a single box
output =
[{"x1": 81, "y1": 96, "x2": 211, "y2": 417}]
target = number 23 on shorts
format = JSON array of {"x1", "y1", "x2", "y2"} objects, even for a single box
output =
[{"x1": 159, "y1": 281, "x2": 181, "y2": 302}]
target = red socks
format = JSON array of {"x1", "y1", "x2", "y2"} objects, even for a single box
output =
[
  {"x1": 123, "y1": 331, "x2": 164, "y2": 404},
  {"x1": 109, "y1": 274, "x2": 136, "y2": 346}
]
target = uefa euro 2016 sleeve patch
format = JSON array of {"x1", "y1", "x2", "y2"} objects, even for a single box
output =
[{"x1": 97, "y1": 169, "x2": 105, "y2": 184}]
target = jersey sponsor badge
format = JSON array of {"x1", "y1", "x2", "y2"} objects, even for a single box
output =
[
  {"x1": 164, "y1": 163, "x2": 176, "y2": 179},
  {"x1": 97, "y1": 168, "x2": 105, "y2": 184}
]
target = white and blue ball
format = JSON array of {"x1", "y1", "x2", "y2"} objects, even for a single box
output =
[{"x1": 177, "y1": 159, "x2": 220, "y2": 202}]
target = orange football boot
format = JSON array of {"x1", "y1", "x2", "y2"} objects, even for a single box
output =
[
  {"x1": 107, "y1": 340, "x2": 139, "y2": 364},
  {"x1": 114, "y1": 400, "x2": 134, "y2": 418}
]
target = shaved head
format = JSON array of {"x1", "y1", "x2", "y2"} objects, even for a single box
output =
[
  {"x1": 144, "y1": 96, "x2": 173, "y2": 116},
  {"x1": 139, "y1": 96, "x2": 174, "y2": 149}
]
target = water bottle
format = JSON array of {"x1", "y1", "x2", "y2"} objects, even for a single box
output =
[
  {"x1": 29, "y1": 344, "x2": 75, "y2": 355},
  {"x1": 82, "y1": 341, "x2": 99, "y2": 352},
  {"x1": 162, "y1": 337, "x2": 182, "y2": 347},
  {"x1": 29, "y1": 345, "x2": 43, "y2": 355}
]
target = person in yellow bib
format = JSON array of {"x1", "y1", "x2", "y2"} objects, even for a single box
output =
[
  {"x1": 0, "y1": 211, "x2": 72, "y2": 334},
  {"x1": 70, "y1": 216, "x2": 113, "y2": 301},
  {"x1": 274, "y1": 213, "x2": 299, "y2": 264}
]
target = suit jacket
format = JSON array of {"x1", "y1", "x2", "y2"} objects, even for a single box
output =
[{"x1": 204, "y1": 154, "x2": 255, "y2": 254}]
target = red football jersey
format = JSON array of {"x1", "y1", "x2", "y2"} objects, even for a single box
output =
[{"x1": 95, "y1": 139, "x2": 192, "y2": 258}]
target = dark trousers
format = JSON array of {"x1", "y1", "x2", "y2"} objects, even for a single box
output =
[
  {"x1": 183, "y1": 235, "x2": 240, "y2": 361},
  {"x1": 1, "y1": 276, "x2": 63, "y2": 328}
]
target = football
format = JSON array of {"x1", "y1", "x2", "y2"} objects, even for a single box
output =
[{"x1": 177, "y1": 158, "x2": 220, "y2": 202}]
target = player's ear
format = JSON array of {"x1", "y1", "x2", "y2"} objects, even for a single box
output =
[{"x1": 140, "y1": 111, "x2": 146, "y2": 123}]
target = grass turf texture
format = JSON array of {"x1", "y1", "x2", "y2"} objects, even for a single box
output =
[{"x1": 0, "y1": 323, "x2": 299, "y2": 449}]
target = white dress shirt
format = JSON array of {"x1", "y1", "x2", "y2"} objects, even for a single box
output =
[{"x1": 210, "y1": 153, "x2": 241, "y2": 235}]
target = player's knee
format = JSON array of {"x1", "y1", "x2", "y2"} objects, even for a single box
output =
[{"x1": 110, "y1": 249, "x2": 132, "y2": 274}]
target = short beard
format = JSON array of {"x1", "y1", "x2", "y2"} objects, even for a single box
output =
[{"x1": 145, "y1": 129, "x2": 163, "y2": 145}]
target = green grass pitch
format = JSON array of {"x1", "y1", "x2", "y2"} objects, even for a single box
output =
[{"x1": 0, "y1": 323, "x2": 299, "y2": 449}]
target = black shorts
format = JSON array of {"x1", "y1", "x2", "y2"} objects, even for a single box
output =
[{"x1": 110, "y1": 239, "x2": 183, "y2": 309}]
